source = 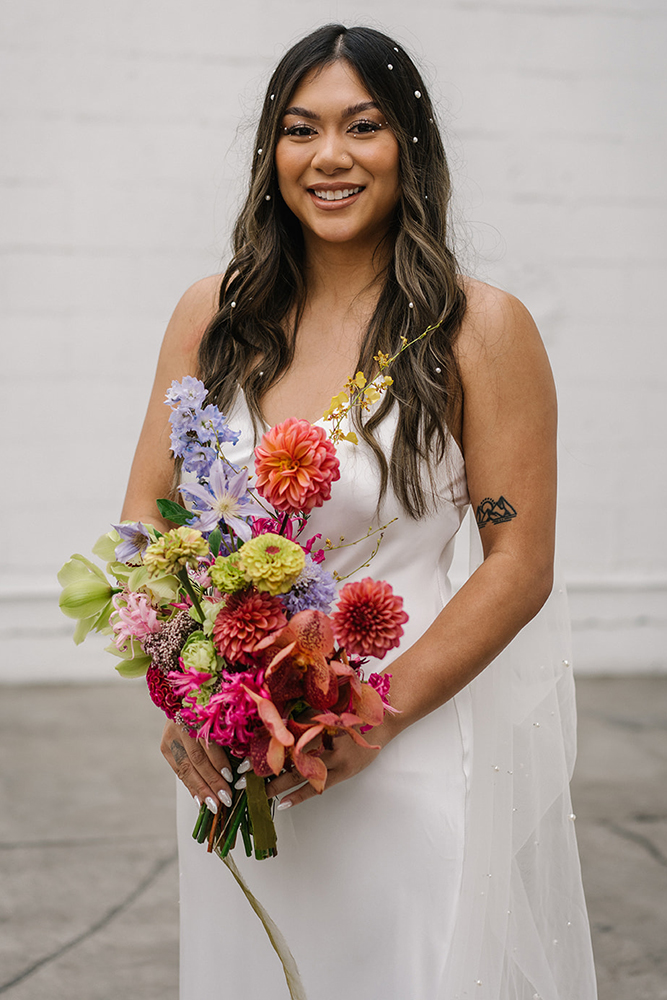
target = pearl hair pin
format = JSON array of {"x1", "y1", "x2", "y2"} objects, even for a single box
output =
[
  {"x1": 435, "y1": 367, "x2": 441, "y2": 373},
  {"x1": 414, "y1": 90, "x2": 421, "y2": 98},
  {"x1": 270, "y1": 93, "x2": 275, "y2": 100},
  {"x1": 265, "y1": 194, "x2": 271, "y2": 200},
  {"x1": 257, "y1": 148, "x2": 262, "y2": 155},
  {"x1": 388, "y1": 63, "x2": 393, "y2": 70},
  {"x1": 412, "y1": 136, "x2": 418, "y2": 143}
]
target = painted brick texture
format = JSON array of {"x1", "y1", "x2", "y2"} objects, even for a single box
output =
[{"x1": 2, "y1": 0, "x2": 665, "y2": 677}]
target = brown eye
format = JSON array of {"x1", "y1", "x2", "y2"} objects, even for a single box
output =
[{"x1": 283, "y1": 124, "x2": 317, "y2": 138}]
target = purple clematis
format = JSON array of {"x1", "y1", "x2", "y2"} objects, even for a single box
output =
[
  {"x1": 179, "y1": 461, "x2": 263, "y2": 540},
  {"x1": 112, "y1": 522, "x2": 152, "y2": 562}
]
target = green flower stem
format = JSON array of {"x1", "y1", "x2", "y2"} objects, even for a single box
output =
[
  {"x1": 215, "y1": 790, "x2": 248, "y2": 858},
  {"x1": 279, "y1": 512, "x2": 290, "y2": 536},
  {"x1": 195, "y1": 805, "x2": 215, "y2": 844},
  {"x1": 192, "y1": 801, "x2": 209, "y2": 840},
  {"x1": 178, "y1": 570, "x2": 204, "y2": 623}
]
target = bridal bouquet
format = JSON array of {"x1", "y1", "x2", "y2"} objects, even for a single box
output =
[{"x1": 58, "y1": 376, "x2": 407, "y2": 862}]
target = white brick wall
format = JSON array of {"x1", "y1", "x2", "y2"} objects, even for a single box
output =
[{"x1": 2, "y1": 0, "x2": 665, "y2": 680}]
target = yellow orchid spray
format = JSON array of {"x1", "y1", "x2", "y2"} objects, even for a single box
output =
[{"x1": 322, "y1": 322, "x2": 442, "y2": 443}]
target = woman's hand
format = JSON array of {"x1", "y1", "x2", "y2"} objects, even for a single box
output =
[
  {"x1": 265, "y1": 724, "x2": 391, "y2": 810},
  {"x1": 160, "y1": 719, "x2": 234, "y2": 814}
]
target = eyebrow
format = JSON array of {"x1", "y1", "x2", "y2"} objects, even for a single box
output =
[{"x1": 282, "y1": 101, "x2": 380, "y2": 120}]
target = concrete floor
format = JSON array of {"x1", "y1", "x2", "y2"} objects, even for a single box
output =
[{"x1": 0, "y1": 676, "x2": 665, "y2": 999}]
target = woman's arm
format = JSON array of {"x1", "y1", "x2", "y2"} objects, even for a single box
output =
[
  {"x1": 120, "y1": 274, "x2": 221, "y2": 530},
  {"x1": 121, "y1": 275, "x2": 236, "y2": 815},
  {"x1": 267, "y1": 281, "x2": 557, "y2": 806}
]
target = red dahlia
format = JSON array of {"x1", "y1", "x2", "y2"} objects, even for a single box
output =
[
  {"x1": 331, "y1": 578, "x2": 408, "y2": 660},
  {"x1": 213, "y1": 590, "x2": 287, "y2": 666}
]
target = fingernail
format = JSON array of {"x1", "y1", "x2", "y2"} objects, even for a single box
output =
[
  {"x1": 277, "y1": 799, "x2": 292, "y2": 811},
  {"x1": 205, "y1": 796, "x2": 218, "y2": 814},
  {"x1": 235, "y1": 776, "x2": 247, "y2": 790},
  {"x1": 221, "y1": 767, "x2": 233, "y2": 782},
  {"x1": 238, "y1": 758, "x2": 252, "y2": 774},
  {"x1": 194, "y1": 795, "x2": 202, "y2": 809},
  {"x1": 218, "y1": 788, "x2": 232, "y2": 808}
]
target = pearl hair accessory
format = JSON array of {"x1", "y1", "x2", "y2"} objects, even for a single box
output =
[
  {"x1": 414, "y1": 90, "x2": 421, "y2": 98},
  {"x1": 435, "y1": 367, "x2": 441, "y2": 373},
  {"x1": 408, "y1": 301, "x2": 414, "y2": 308},
  {"x1": 393, "y1": 46, "x2": 399, "y2": 52},
  {"x1": 230, "y1": 301, "x2": 236, "y2": 308},
  {"x1": 387, "y1": 63, "x2": 393, "y2": 70},
  {"x1": 265, "y1": 194, "x2": 271, "y2": 201},
  {"x1": 257, "y1": 148, "x2": 262, "y2": 155},
  {"x1": 412, "y1": 136, "x2": 418, "y2": 143},
  {"x1": 270, "y1": 93, "x2": 275, "y2": 100}
]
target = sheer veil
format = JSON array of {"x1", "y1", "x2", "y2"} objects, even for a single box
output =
[{"x1": 441, "y1": 520, "x2": 598, "y2": 999}]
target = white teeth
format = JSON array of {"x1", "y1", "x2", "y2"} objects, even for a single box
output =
[{"x1": 312, "y1": 187, "x2": 361, "y2": 201}]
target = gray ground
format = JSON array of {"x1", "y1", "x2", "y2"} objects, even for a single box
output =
[{"x1": 0, "y1": 677, "x2": 665, "y2": 999}]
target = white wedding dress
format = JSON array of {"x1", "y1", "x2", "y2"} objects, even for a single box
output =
[{"x1": 177, "y1": 393, "x2": 598, "y2": 1000}]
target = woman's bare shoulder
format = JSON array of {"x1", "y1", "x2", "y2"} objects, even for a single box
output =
[
  {"x1": 456, "y1": 276, "x2": 544, "y2": 370},
  {"x1": 163, "y1": 274, "x2": 223, "y2": 358}
]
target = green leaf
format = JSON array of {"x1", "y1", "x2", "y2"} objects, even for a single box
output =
[
  {"x1": 208, "y1": 527, "x2": 222, "y2": 557},
  {"x1": 157, "y1": 498, "x2": 195, "y2": 526},
  {"x1": 57, "y1": 553, "x2": 109, "y2": 588},
  {"x1": 114, "y1": 658, "x2": 151, "y2": 678}
]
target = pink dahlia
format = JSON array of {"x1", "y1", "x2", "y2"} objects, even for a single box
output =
[
  {"x1": 146, "y1": 665, "x2": 182, "y2": 719},
  {"x1": 254, "y1": 417, "x2": 340, "y2": 515},
  {"x1": 212, "y1": 591, "x2": 287, "y2": 666},
  {"x1": 331, "y1": 578, "x2": 409, "y2": 660}
]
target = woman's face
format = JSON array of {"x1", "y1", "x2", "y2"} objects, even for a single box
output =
[{"x1": 275, "y1": 60, "x2": 401, "y2": 249}]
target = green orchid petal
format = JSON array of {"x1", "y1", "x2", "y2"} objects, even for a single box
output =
[
  {"x1": 127, "y1": 565, "x2": 180, "y2": 602},
  {"x1": 59, "y1": 577, "x2": 114, "y2": 621},
  {"x1": 107, "y1": 561, "x2": 134, "y2": 584},
  {"x1": 73, "y1": 616, "x2": 97, "y2": 645},
  {"x1": 57, "y1": 553, "x2": 109, "y2": 588},
  {"x1": 92, "y1": 530, "x2": 121, "y2": 562}
]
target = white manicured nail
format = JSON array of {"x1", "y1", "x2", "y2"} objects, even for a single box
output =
[
  {"x1": 218, "y1": 788, "x2": 232, "y2": 808},
  {"x1": 205, "y1": 796, "x2": 218, "y2": 814},
  {"x1": 221, "y1": 767, "x2": 233, "y2": 782},
  {"x1": 238, "y1": 758, "x2": 252, "y2": 774},
  {"x1": 235, "y1": 776, "x2": 247, "y2": 790},
  {"x1": 194, "y1": 795, "x2": 202, "y2": 809},
  {"x1": 277, "y1": 799, "x2": 292, "y2": 811}
]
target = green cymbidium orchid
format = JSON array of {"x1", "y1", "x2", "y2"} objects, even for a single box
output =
[{"x1": 58, "y1": 554, "x2": 119, "y2": 643}]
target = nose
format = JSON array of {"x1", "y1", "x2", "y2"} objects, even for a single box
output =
[{"x1": 310, "y1": 131, "x2": 353, "y2": 173}]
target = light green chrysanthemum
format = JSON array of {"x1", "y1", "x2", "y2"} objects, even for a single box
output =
[
  {"x1": 143, "y1": 527, "x2": 208, "y2": 578},
  {"x1": 210, "y1": 551, "x2": 249, "y2": 595},
  {"x1": 237, "y1": 533, "x2": 305, "y2": 596}
]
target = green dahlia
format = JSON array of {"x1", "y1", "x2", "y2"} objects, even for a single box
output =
[{"x1": 237, "y1": 533, "x2": 305, "y2": 596}]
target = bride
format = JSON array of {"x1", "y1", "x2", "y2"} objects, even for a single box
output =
[{"x1": 121, "y1": 24, "x2": 597, "y2": 1000}]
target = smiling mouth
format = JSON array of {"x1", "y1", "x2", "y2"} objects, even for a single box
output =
[{"x1": 309, "y1": 186, "x2": 364, "y2": 201}]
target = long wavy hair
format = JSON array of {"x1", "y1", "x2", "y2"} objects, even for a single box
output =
[{"x1": 198, "y1": 24, "x2": 467, "y2": 518}]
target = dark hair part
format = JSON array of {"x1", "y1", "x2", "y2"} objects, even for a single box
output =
[{"x1": 198, "y1": 24, "x2": 467, "y2": 518}]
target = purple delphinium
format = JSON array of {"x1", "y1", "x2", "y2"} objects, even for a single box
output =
[
  {"x1": 165, "y1": 377, "x2": 240, "y2": 477},
  {"x1": 165, "y1": 376, "x2": 208, "y2": 409},
  {"x1": 179, "y1": 460, "x2": 263, "y2": 539},
  {"x1": 112, "y1": 522, "x2": 152, "y2": 562},
  {"x1": 281, "y1": 556, "x2": 337, "y2": 616}
]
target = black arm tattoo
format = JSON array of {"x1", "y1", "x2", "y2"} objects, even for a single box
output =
[
  {"x1": 475, "y1": 496, "x2": 517, "y2": 529},
  {"x1": 170, "y1": 739, "x2": 188, "y2": 765}
]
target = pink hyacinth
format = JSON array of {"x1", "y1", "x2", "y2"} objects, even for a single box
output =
[
  {"x1": 111, "y1": 591, "x2": 161, "y2": 652},
  {"x1": 332, "y1": 578, "x2": 408, "y2": 659},
  {"x1": 254, "y1": 417, "x2": 340, "y2": 515}
]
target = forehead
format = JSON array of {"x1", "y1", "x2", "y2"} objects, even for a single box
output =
[{"x1": 286, "y1": 60, "x2": 373, "y2": 115}]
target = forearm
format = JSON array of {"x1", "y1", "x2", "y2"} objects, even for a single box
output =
[{"x1": 377, "y1": 550, "x2": 553, "y2": 744}]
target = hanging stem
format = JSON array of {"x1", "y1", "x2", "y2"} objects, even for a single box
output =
[{"x1": 178, "y1": 570, "x2": 204, "y2": 623}]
